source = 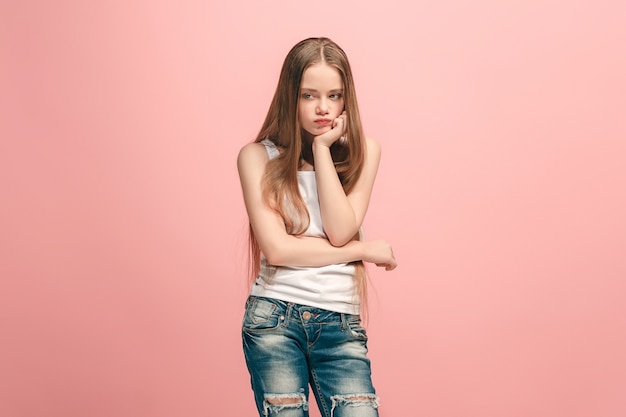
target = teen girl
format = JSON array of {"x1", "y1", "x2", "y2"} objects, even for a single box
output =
[{"x1": 237, "y1": 37, "x2": 397, "y2": 417}]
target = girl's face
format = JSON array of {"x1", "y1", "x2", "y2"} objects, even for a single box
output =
[{"x1": 298, "y1": 62, "x2": 345, "y2": 140}]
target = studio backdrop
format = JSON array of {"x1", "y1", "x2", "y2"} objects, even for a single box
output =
[{"x1": 2, "y1": 1, "x2": 625, "y2": 416}]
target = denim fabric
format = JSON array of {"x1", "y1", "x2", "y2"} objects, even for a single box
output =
[{"x1": 242, "y1": 296, "x2": 379, "y2": 417}]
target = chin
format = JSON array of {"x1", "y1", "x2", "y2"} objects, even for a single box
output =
[{"x1": 304, "y1": 127, "x2": 328, "y2": 137}]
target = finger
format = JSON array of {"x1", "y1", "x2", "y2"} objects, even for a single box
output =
[
  {"x1": 375, "y1": 262, "x2": 396, "y2": 270},
  {"x1": 337, "y1": 117, "x2": 346, "y2": 134}
]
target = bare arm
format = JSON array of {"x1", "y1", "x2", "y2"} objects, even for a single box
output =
[
  {"x1": 237, "y1": 142, "x2": 396, "y2": 269},
  {"x1": 312, "y1": 111, "x2": 381, "y2": 246},
  {"x1": 313, "y1": 136, "x2": 381, "y2": 247}
]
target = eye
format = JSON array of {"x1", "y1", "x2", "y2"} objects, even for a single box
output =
[
  {"x1": 329, "y1": 93, "x2": 343, "y2": 100},
  {"x1": 301, "y1": 93, "x2": 314, "y2": 99}
]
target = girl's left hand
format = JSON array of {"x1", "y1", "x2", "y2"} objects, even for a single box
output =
[{"x1": 314, "y1": 111, "x2": 347, "y2": 147}]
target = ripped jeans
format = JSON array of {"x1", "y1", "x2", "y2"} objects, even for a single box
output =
[{"x1": 242, "y1": 296, "x2": 380, "y2": 417}]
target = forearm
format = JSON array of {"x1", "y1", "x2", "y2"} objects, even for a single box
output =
[
  {"x1": 264, "y1": 234, "x2": 396, "y2": 271},
  {"x1": 313, "y1": 143, "x2": 360, "y2": 245},
  {"x1": 263, "y1": 235, "x2": 365, "y2": 267}
]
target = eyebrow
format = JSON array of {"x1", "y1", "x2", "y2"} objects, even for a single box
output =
[{"x1": 300, "y1": 88, "x2": 344, "y2": 93}]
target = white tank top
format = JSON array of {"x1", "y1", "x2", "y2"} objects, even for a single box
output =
[{"x1": 250, "y1": 139, "x2": 359, "y2": 314}]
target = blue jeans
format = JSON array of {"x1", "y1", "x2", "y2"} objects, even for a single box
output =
[{"x1": 242, "y1": 296, "x2": 380, "y2": 417}]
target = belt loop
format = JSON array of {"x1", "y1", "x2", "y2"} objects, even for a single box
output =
[
  {"x1": 340, "y1": 313, "x2": 348, "y2": 331},
  {"x1": 283, "y1": 302, "x2": 294, "y2": 328}
]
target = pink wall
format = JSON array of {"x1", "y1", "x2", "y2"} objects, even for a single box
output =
[{"x1": 2, "y1": 1, "x2": 625, "y2": 416}]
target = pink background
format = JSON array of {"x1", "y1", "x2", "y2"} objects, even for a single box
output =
[{"x1": 2, "y1": 1, "x2": 625, "y2": 416}]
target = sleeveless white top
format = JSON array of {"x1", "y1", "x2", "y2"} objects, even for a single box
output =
[{"x1": 250, "y1": 139, "x2": 359, "y2": 314}]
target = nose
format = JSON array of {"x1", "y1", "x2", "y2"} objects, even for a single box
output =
[{"x1": 316, "y1": 98, "x2": 329, "y2": 115}]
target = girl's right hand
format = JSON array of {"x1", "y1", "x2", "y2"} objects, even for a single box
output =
[
  {"x1": 313, "y1": 111, "x2": 347, "y2": 148},
  {"x1": 363, "y1": 240, "x2": 397, "y2": 271}
]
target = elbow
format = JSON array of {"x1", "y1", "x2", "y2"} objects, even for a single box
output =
[
  {"x1": 323, "y1": 217, "x2": 362, "y2": 247},
  {"x1": 326, "y1": 230, "x2": 359, "y2": 248},
  {"x1": 262, "y1": 243, "x2": 289, "y2": 266},
  {"x1": 264, "y1": 252, "x2": 285, "y2": 266},
  {"x1": 262, "y1": 247, "x2": 283, "y2": 266},
  {"x1": 259, "y1": 235, "x2": 303, "y2": 266},
  {"x1": 327, "y1": 236, "x2": 350, "y2": 248}
]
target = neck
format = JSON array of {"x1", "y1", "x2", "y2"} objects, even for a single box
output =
[
  {"x1": 300, "y1": 130, "x2": 315, "y2": 168},
  {"x1": 300, "y1": 144, "x2": 314, "y2": 168}
]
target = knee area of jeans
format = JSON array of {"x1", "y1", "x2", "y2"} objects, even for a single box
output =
[
  {"x1": 263, "y1": 392, "x2": 308, "y2": 415},
  {"x1": 330, "y1": 393, "x2": 379, "y2": 413}
]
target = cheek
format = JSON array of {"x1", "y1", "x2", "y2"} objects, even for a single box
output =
[
  {"x1": 298, "y1": 102, "x2": 312, "y2": 119},
  {"x1": 333, "y1": 100, "x2": 345, "y2": 115}
]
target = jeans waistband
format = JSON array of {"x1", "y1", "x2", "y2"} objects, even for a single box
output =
[{"x1": 247, "y1": 296, "x2": 360, "y2": 326}]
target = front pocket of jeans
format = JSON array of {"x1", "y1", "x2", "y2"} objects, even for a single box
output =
[
  {"x1": 347, "y1": 320, "x2": 368, "y2": 341},
  {"x1": 243, "y1": 298, "x2": 281, "y2": 332}
]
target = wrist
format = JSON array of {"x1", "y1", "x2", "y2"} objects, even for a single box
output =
[
  {"x1": 345, "y1": 240, "x2": 366, "y2": 262},
  {"x1": 312, "y1": 140, "x2": 332, "y2": 151}
]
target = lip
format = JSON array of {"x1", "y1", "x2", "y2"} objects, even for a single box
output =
[{"x1": 314, "y1": 118, "x2": 332, "y2": 126}]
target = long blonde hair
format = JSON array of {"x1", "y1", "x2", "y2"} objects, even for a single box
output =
[{"x1": 248, "y1": 37, "x2": 369, "y2": 312}]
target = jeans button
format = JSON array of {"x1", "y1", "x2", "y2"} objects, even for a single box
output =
[{"x1": 302, "y1": 311, "x2": 312, "y2": 321}]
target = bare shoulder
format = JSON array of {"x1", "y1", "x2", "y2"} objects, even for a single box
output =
[
  {"x1": 237, "y1": 142, "x2": 268, "y2": 172},
  {"x1": 364, "y1": 137, "x2": 381, "y2": 159}
]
